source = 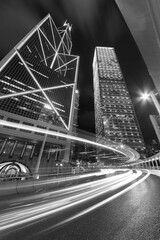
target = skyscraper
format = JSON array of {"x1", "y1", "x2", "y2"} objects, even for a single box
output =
[
  {"x1": 93, "y1": 47, "x2": 144, "y2": 152},
  {"x1": 0, "y1": 14, "x2": 79, "y2": 175}
]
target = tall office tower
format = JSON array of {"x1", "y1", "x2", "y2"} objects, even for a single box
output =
[
  {"x1": 0, "y1": 14, "x2": 79, "y2": 175},
  {"x1": 72, "y1": 90, "x2": 79, "y2": 134},
  {"x1": 70, "y1": 89, "x2": 79, "y2": 164},
  {"x1": 93, "y1": 47, "x2": 145, "y2": 152}
]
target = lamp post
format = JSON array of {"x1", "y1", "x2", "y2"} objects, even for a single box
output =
[{"x1": 56, "y1": 162, "x2": 63, "y2": 176}]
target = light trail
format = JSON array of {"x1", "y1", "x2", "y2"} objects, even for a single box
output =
[
  {"x1": 0, "y1": 169, "x2": 122, "y2": 193},
  {"x1": 44, "y1": 170, "x2": 150, "y2": 233},
  {"x1": 0, "y1": 170, "x2": 149, "y2": 233},
  {"x1": 1, "y1": 169, "x2": 128, "y2": 205},
  {"x1": 0, "y1": 120, "x2": 137, "y2": 160},
  {"x1": 150, "y1": 170, "x2": 160, "y2": 177}
]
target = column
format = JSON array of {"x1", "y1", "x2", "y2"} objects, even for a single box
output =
[
  {"x1": 145, "y1": 161, "x2": 148, "y2": 168},
  {"x1": 157, "y1": 159, "x2": 160, "y2": 169},
  {"x1": 35, "y1": 136, "x2": 47, "y2": 175},
  {"x1": 0, "y1": 139, "x2": 7, "y2": 155},
  {"x1": 35, "y1": 122, "x2": 51, "y2": 176},
  {"x1": 55, "y1": 150, "x2": 59, "y2": 161},
  {"x1": 30, "y1": 144, "x2": 36, "y2": 159},
  {"x1": 9, "y1": 141, "x2": 18, "y2": 158},
  {"x1": 47, "y1": 146, "x2": 51, "y2": 161},
  {"x1": 20, "y1": 142, "x2": 27, "y2": 158},
  {"x1": 155, "y1": 159, "x2": 159, "y2": 169}
]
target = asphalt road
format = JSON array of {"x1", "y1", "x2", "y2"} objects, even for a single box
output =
[{"x1": 1, "y1": 170, "x2": 160, "y2": 240}]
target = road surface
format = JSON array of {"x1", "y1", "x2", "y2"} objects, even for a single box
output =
[{"x1": 0, "y1": 170, "x2": 160, "y2": 240}]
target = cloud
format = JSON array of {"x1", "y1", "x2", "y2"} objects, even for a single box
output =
[{"x1": 60, "y1": 0, "x2": 103, "y2": 37}]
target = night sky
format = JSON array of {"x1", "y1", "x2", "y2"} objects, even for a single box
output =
[{"x1": 0, "y1": 0, "x2": 157, "y2": 145}]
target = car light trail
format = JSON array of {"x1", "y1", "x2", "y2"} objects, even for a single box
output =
[
  {"x1": 0, "y1": 170, "x2": 149, "y2": 233},
  {"x1": 0, "y1": 120, "x2": 137, "y2": 160},
  {"x1": 44, "y1": 170, "x2": 150, "y2": 233}
]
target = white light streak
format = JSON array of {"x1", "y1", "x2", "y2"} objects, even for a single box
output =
[
  {"x1": 37, "y1": 29, "x2": 47, "y2": 66},
  {"x1": 29, "y1": 67, "x2": 49, "y2": 78},
  {"x1": 0, "y1": 170, "x2": 149, "y2": 233},
  {"x1": 0, "y1": 120, "x2": 135, "y2": 158}
]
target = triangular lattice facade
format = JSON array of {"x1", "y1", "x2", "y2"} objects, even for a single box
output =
[{"x1": 0, "y1": 14, "x2": 79, "y2": 130}]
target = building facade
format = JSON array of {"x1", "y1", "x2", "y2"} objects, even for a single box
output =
[
  {"x1": 150, "y1": 115, "x2": 160, "y2": 145},
  {"x1": 93, "y1": 47, "x2": 144, "y2": 152},
  {"x1": 0, "y1": 14, "x2": 79, "y2": 176},
  {"x1": 115, "y1": 0, "x2": 160, "y2": 93}
]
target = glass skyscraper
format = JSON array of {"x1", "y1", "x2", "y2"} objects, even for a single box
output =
[
  {"x1": 93, "y1": 47, "x2": 145, "y2": 152},
  {"x1": 0, "y1": 14, "x2": 79, "y2": 175}
]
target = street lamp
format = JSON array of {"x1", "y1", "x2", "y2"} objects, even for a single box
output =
[
  {"x1": 56, "y1": 162, "x2": 63, "y2": 176},
  {"x1": 141, "y1": 92, "x2": 150, "y2": 101}
]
